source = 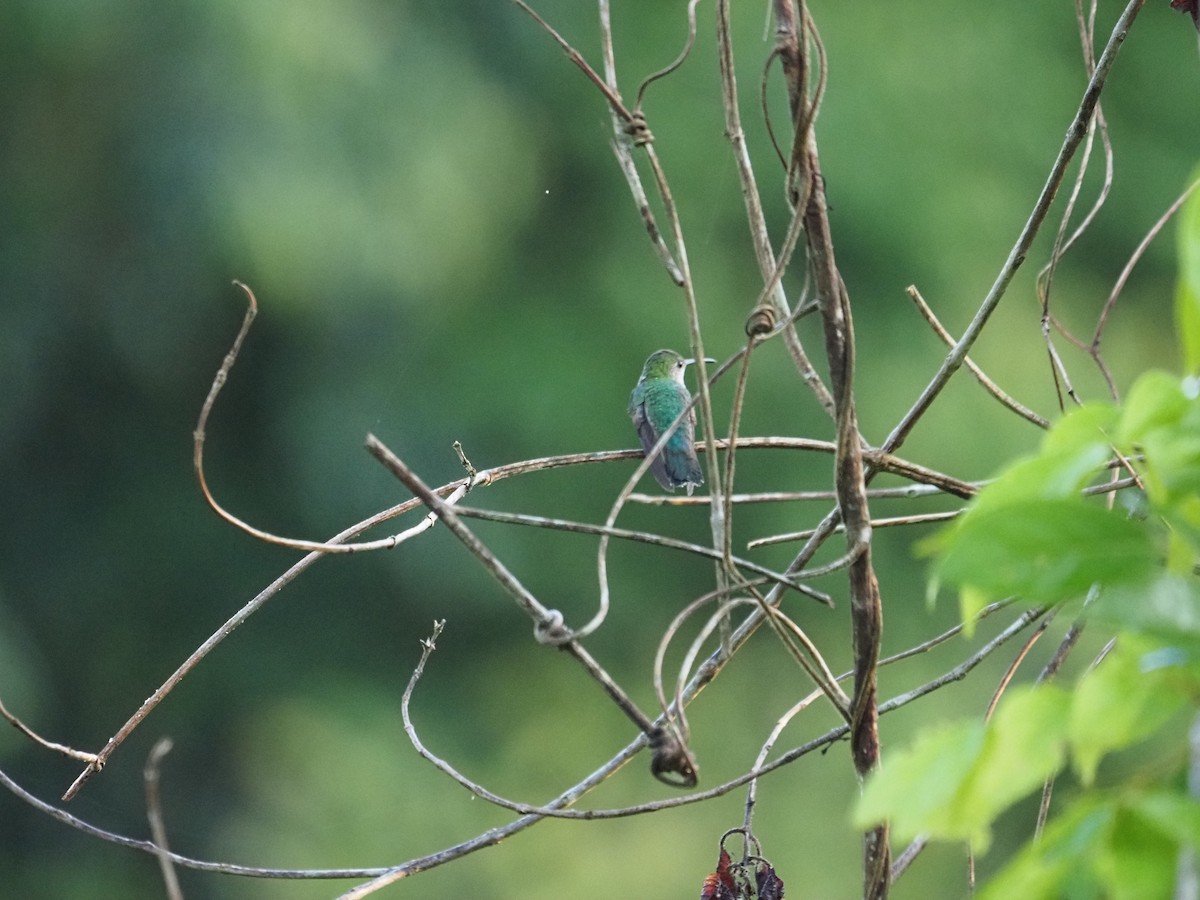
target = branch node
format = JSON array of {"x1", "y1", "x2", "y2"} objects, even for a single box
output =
[
  {"x1": 623, "y1": 111, "x2": 654, "y2": 148},
  {"x1": 649, "y1": 726, "x2": 699, "y2": 788},
  {"x1": 533, "y1": 609, "x2": 572, "y2": 645},
  {"x1": 745, "y1": 304, "x2": 779, "y2": 337},
  {"x1": 453, "y1": 441, "x2": 478, "y2": 487}
]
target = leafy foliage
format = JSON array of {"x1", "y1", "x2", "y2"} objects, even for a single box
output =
[
  {"x1": 925, "y1": 370, "x2": 1200, "y2": 626},
  {"x1": 855, "y1": 687, "x2": 1067, "y2": 852},
  {"x1": 979, "y1": 792, "x2": 1200, "y2": 900},
  {"x1": 858, "y1": 179, "x2": 1200, "y2": 896}
]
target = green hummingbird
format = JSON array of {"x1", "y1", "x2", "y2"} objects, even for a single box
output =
[{"x1": 628, "y1": 349, "x2": 709, "y2": 494}]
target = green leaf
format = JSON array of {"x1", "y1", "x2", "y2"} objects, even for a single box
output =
[
  {"x1": 956, "y1": 687, "x2": 1071, "y2": 852},
  {"x1": 1099, "y1": 802, "x2": 1186, "y2": 900},
  {"x1": 980, "y1": 791, "x2": 1199, "y2": 900},
  {"x1": 1111, "y1": 370, "x2": 1200, "y2": 556},
  {"x1": 854, "y1": 688, "x2": 1070, "y2": 852},
  {"x1": 1133, "y1": 791, "x2": 1200, "y2": 851},
  {"x1": 918, "y1": 405, "x2": 1115, "y2": 550},
  {"x1": 931, "y1": 498, "x2": 1155, "y2": 613},
  {"x1": 1116, "y1": 370, "x2": 1190, "y2": 447},
  {"x1": 1139, "y1": 417, "x2": 1200, "y2": 509},
  {"x1": 1068, "y1": 638, "x2": 1191, "y2": 784},
  {"x1": 1181, "y1": 281, "x2": 1200, "y2": 378},
  {"x1": 1092, "y1": 573, "x2": 1200, "y2": 643},
  {"x1": 977, "y1": 800, "x2": 1110, "y2": 900},
  {"x1": 854, "y1": 719, "x2": 986, "y2": 841},
  {"x1": 920, "y1": 403, "x2": 1140, "y2": 629},
  {"x1": 1040, "y1": 403, "x2": 1119, "y2": 461},
  {"x1": 973, "y1": 405, "x2": 1117, "y2": 514},
  {"x1": 1117, "y1": 372, "x2": 1200, "y2": 512}
]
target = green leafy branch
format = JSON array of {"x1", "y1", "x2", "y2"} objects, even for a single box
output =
[{"x1": 857, "y1": 173, "x2": 1200, "y2": 898}]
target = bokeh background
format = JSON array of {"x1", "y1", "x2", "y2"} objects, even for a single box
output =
[{"x1": 1, "y1": 1, "x2": 1197, "y2": 897}]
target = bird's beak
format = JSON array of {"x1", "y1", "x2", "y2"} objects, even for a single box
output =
[{"x1": 682, "y1": 357, "x2": 716, "y2": 366}]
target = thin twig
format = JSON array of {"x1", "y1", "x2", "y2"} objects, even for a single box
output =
[
  {"x1": 144, "y1": 737, "x2": 183, "y2": 900},
  {"x1": 889, "y1": 608, "x2": 1049, "y2": 883},
  {"x1": 744, "y1": 696, "x2": 815, "y2": 833},
  {"x1": 367, "y1": 434, "x2": 698, "y2": 787},
  {"x1": 8, "y1": 603, "x2": 1048, "y2": 897},
  {"x1": 721, "y1": 347, "x2": 756, "y2": 575},
  {"x1": 5, "y1": 764, "x2": 391, "y2": 879},
  {"x1": 455, "y1": 505, "x2": 832, "y2": 605},
  {"x1": 61, "y1": 464, "x2": 473, "y2": 801},
  {"x1": 0, "y1": 694, "x2": 99, "y2": 765},
  {"x1": 748, "y1": 510, "x2": 962, "y2": 550},
  {"x1": 906, "y1": 285, "x2": 1050, "y2": 429},
  {"x1": 193, "y1": 283, "x2": 477, "y2": 556},
  {"x1": 717, "y1": 0, "x2": 834, "y2": 412},
  {"x1": 1037, "y1": 0, "x2": 1112, "y2": 324},
  {"x1": 656, "y1": 587, "x2": 850, "y2": 735},
  {"x1": 984, "y1": 622, "x2": 1050, "y2": 721},
  {"x1": 882, "y1": 0, "x2": 1146, "y2": 455},
  {"x1": 607, "y1": 141, "x2": 684, "y2": 284},
  {"x1": 510, "y1": 0, "x2": 634, "y2": 125},
  {"x1": 1033, "y1": 596, "x2": 1091, "y2": 839},
  {"x1": 632, "y1": 482, "x2": 971, "y2": 506},
  {"x1": 657, "y1": 593, "x2": 762, "y2": 744},
  {"x1": 894, "y1": 611, "x2": 1051, "y2": 881},
  {"x1": 1088, "y1": 176, "x2": 1200, "y2": 394},
  {"x1": 634, "y1": 0, "x2": 702, "y2": 109},
  {"x1": 598, "y1": 0, "x2": 684, "y2": 283},
  {"x1": 1038, "y1": 0, "x2": 1115, "y2": 406}
]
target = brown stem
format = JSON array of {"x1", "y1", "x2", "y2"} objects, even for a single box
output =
[{"x1": 774, "y1": 2, "x2": 890, "y2": 892}]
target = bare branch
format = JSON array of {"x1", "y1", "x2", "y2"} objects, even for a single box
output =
[
  {"x1": 748, "y1": 510, "x2": 962, "y2": 550},
  {"x1": 366, "y1": 434, "x2": 698, "y2": 787},
  {"x1": 454, "y1": 505, "x2": 833, "y2": 606},
  {"x1": 598, "y1": 0, "x2": 684, "y2": 283},
  {"x1": 633, "y1": 0, "x2": 702, "y2": 109},
  {"x1": 193, "y1": 283, "x2": 476, "y2": 555},
  {"x1": 717, "y1": 0, "x2": 834, "y2": 412},
  {"x1": 510, "y1": 0, "x2": 634, "y2": 125},
  {"x1": 1088, "y1": 176, "x2": 1200, "y2": 393},
  {"x1": 906, "y1": 285, "x2": 1050, "y2": 429},
  {"x1": 62, "y1": 490, "x2": 434, "y2": 800},
  {"x1": 882, "y1": 0, "x2": 1147, "y2": 455},
  {"x1": 5, "y1": 764, "x2": 391, "y2": 879},
  {"x1": 8, "y1": 601, "x2": 1047, "y2": 898},
  {"x1": 0, "y1": 694, "x2": 99, "y2": 766},
  {"x1": 771, "y1": 1, "x2": 892, "y2": 888}
]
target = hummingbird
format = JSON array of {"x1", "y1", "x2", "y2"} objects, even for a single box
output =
[{"x1": 628, "y1": 349, "x2": 709, "y2": 495}]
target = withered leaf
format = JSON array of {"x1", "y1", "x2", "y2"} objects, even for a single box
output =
[{"x1": 1171, "y1": 0, "x2": 1200, "y2": 32}]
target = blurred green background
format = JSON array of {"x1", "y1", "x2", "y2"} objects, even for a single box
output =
[{"x1": 0, "y1": 1, "x2": 1196, "y2": 897}]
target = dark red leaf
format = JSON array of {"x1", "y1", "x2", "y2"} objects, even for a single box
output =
[
  {"x1": 700, "y1": 846, "x2": 786, "y2": 899},
  {"x1": 699, "y1": 849, "x2": 737, "y2": 900},
  {"x1": 755, "y1": 859, "x2": 786, "y2": 900},
  {"x1": 1172, "y1": 0, "x2": 1200, "y2": 32}
]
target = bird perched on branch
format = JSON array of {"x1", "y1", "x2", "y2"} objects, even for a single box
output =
[{"x1": 628, "y1": 349, "x2": 709, "y2": 495}]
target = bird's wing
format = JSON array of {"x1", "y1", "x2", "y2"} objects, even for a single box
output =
[{"x1": 630, "y1": 396, "x2": 676, "y2": 491}]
